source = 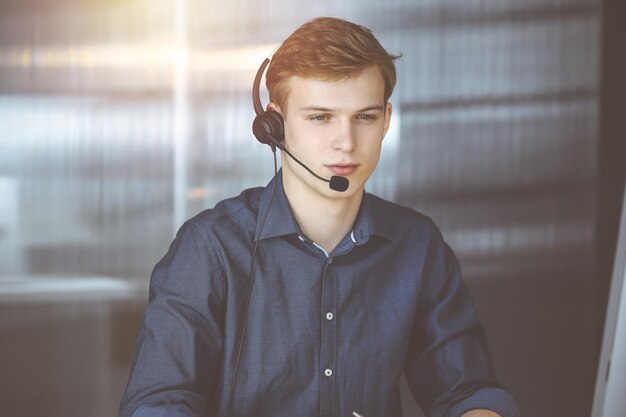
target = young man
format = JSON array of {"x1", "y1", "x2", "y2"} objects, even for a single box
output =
[{"x1": 119, "y1": 17, "x2": 519, "y2": 417}]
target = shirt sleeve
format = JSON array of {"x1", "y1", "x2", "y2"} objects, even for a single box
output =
[
  {"x1": 403, "y1": 221, "x2": 520, "y2": 417},
  {"x1": 118, "y1": 219, "x2": 227, "y2": 417}
]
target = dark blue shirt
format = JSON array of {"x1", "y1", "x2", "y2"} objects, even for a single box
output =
[{"x1": 119, "y1": 172, "x2": 519, "y2": 417}]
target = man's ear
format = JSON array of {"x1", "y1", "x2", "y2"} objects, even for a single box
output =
[{"x1": 382, "y1": 102, "x2": 393, "y2": 139}]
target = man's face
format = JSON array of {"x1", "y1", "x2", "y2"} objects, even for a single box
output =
[{"x1": 275, "y1": 65, "x2": 392, "y2": 202}]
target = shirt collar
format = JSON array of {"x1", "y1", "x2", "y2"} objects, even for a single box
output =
[
  {"x1": 358, "y1": 193, "x2": 395, "y2": 243},
  {"x1": 254, "y1": 171, "x2": 299, "y2": 241},
  {"x1": 254, "y1": 170, "x2": 395, "y2": 243}
]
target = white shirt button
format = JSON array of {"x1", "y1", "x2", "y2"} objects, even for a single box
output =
[
  {"x1": 324, "y1": 368, "x2": 333, "y2": 377},
  {"x1": 326, "y1": 312, "x2": 334, "y2": 320}
]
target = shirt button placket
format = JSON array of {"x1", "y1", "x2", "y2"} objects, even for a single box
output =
[{"x1": 319, "y1": 259, "x2": 337, "y2": 417}]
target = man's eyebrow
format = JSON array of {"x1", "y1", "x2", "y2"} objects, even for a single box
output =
[
  {"x1": 357, "y1": 105, "x2": 385, "y2": 112},
  {"x1": 298, "y1": 105, "x2": 385, "y2": 112},
  {"x1": 298, "y1": 106, "x2": 336, "y2": 112}
]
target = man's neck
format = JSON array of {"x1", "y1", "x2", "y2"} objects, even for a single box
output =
[{"x1": 282, "y1": 178, "x2": 363, "y2": 255}]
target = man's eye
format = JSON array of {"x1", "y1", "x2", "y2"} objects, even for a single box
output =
[
  {"x1": 357, "y1": 114, "x2": 376, "y2": 121},
  {"x1": 308, "y1": 114, "x2": 328, "y2": 121}
]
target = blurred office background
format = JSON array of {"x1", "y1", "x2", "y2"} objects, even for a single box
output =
[{"x1": 0, "y1": 0, "x2": 624, "y2": 416}]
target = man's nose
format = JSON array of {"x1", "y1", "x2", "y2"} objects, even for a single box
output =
[{"x1": 332, "y1": 120, "x2": 356, "y2": 152}]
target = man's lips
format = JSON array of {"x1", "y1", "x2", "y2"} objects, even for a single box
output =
[{"x1": 326, "y1": 164, "x2": 359, "y2": 176}]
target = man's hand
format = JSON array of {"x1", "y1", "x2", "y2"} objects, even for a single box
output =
[{"x1": 461, "y1": 410, "x2": 502, "y2": 417}]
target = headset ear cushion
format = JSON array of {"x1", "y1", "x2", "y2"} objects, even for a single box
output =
[
  {"x1": 253, "y1": 109, "x2": 284, "y2": 146},
  {"x1": 265, "y1": 109, "x2": 285, "y2": 141}
]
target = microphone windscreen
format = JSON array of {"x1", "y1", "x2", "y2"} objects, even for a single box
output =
[{"x1": 329, "y1": 176, "x2": 349, "y2": 192}]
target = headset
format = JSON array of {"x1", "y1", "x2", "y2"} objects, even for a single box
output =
[{"x1": 252, "y1": 58, "x2": 285, "y2": 152}]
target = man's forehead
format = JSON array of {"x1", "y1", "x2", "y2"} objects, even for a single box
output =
[{"x1": 285, "y1": 67, "x2": 386, "y2": 109}]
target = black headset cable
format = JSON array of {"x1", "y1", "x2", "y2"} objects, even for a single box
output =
[{"x1": 226, "y1": 147, "x2": 279, "y2": 416}]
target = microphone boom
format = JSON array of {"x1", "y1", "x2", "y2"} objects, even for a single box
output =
[{"x1": 261, "y1": 133, "x2": 350, "y2": 192}]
